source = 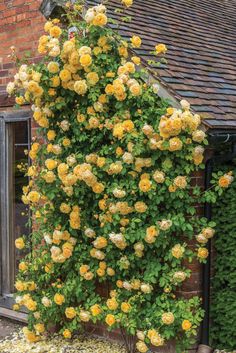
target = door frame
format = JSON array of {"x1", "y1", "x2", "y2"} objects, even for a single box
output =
[{"x1": 0, "y1": 110, "x2": 31, "y2": 299}]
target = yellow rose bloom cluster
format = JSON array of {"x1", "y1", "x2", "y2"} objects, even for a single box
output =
[{"x1": 10, "y1": 2, "x2": 231, "y2": 350}]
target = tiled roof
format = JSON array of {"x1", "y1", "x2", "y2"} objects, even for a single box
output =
[{"x1": 88, "y1": 0, "x2": 236, "y2": 128}]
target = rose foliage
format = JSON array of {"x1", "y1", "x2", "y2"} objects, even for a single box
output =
[{"x1": 7, "y1": 1, "x2": 233, "y2": 352}]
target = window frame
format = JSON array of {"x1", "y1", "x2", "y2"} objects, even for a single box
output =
[{"x1": 0, "y1": 110, "x2": 31, "y2": 298}]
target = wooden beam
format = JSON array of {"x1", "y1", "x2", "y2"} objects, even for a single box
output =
[{"x1": 0, "y1": 307, "x2": 27, "y2": 323}]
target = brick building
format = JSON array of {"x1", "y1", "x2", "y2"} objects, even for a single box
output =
[{"x1": 0, "y1": 1, "x2": 236, "y2": 352}]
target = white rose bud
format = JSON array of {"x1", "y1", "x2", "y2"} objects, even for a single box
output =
[
  {"x1": 85, "y1": 10, "x2": 95, "y2": 23},
  {"x1": 180, "y1": 99, "x2": 190, "y2": 111},
  {"x1": 95, "y1": 4, "x2": 106, "y2": 13},
  {"x1": 122, "y1": 152, "x2": 134, "y2": 164},
  {"x1": 60, "y1": 120, "x2": 70, "y2": 131},
  {"x1": 85, "y1": 228, "x2": 96, "y2": 238},
  {"x1": 140, "y1": 283, "x2": 153, "y2": 293},
  {"x1": 6, "y1": 82, "x2": 15, "y2": 95},
  {"x1": 142, "y1": 124, "x2": 154, "y2": 136},
  {"x1": 123, "y1": 281, "x2": 132, "y2": 290},
  {"x1": 67, "y1": 155, "x2": 77, "y2": 166},
  {"x1": 136, "y1": 330, "x2": 145, "y2": 341},
  {"x1": 152, "y1": 83, "x2": 160, "y2": 94},
  {"x1": 44, "y1": 233, "x2": 52, "y2": 244},
  {"x1": 196, "y1": 234, "x2": 208, "y2": 244},
  {"x1": 42, "y1": 297, "x2": 52, "y2": 307}
]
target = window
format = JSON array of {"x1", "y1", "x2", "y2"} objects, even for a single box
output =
[{"x1": 0, "y1": 111, "x2": 31, "y2": 310}]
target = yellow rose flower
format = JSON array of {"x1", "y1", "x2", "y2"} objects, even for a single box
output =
[
  {"x1": 171, "y1": 244, "x2": 185, "y2": 259},
  {"x1": 182, "y1": 319, "x2": 192, "y2": 331},
  {"x1": 107, "y1": 297, "x2": 118, "y2": 310},
  {"x1": 44, "y1": 21, "x2": 53, "y2": 32},
  {"x1": 162, "y1": 312, "x2": 175, "y2": 325},
  {"x1": 58, "y1": 163, "x2": 69, "y2": 175},
  {"x1": 54, "y1": 293, "x2": 65, "y2": 305},
  {"x1": 130, "y1": 83, "x2": 142, "y2": 96},
  {"x1": 19, "y1": 262, "x2": 28, "y2": 271},
  {"x1": 90, "y1": 304, "x2": 102, "y2": 316},
  {"x1": 15, "y1": 237, "x2": 25, "y2": 249},
  {"x1": 155, "y1": 43, "x2": 167, "y2": 54},
  {"x1": 48, "y1": 61, "x2": 60, "y2": 73},
  {"x1": 49, "y1": 25, "x2": 62, "y2": 38},
  {"x1": 80, "y1": 54, "x2": 92, "y2": 67},
  {"x1": 96, "y1": 268, "x2": 105, "y2": 277},
  {"x1": 60, "y1": 203, "x2": 71, "y2": 214},
  {"x1": 51, "y1": 75, "x2": 60, "y2": 87},
  {"x1": 139, "y1": 178, "x2": 152, "y2": 192},
  {"x1": 27, "y1": 281, "x2": 36, "y2": 291},
  {"x1": 123, "y1": 119, "x2": 134, "y2": 132},
  {"x1": 28, "y1": 80, "x2": 39, "y2": 93},
  {"x1": 25, "y1": 299, "x2": 37, "y2": 311},
  {"x1": 131, "y1": 35, "x2": 142, "y2": 48},
  {"x1": 62, "y1": 138, "x2": 71, "y2": 147},
  {"x1": 105, "y1": 314, "x2": 116, "y2": 326},
  {"x1": 15, "y1": 96, "x2": 25, "y2": 105},
  {"x1": 153, "y1": 170, "x2": 165, "y2": 183},
  {"x1": 118, "y1": 46, "x2": 128, "y2": 57},
  {"x1": 169, "y1": 137, "x2": 183, "y2": 151},
  {"x1": 86, "y1": 71, "x2": 99, "y2": 85},
  {"x1": 107, "y1": 267, "x2": 115, "y2": 276},
  {"x1": 218, "y1": 173, "x2": 234, "y2": 188},
  {"x1": 96, "y1": 157, "x2": 106, "y2": 168},
  {"x1": 74, "y1": 80, "x2": 88, "y2": 95},
  {"x1": 136, "y1": 341, "x2": 148, "y2": 353},
  {"x1": 192, "y1": 129, "x2": 206, "y2": 142},
  {"x1": 122, "y1": 0, "x2": 133, "y2": 7},
  {"x1": 131, "y1": 56, "x2": 141, "y2": 65},
  {"x1": 65, "y1": 307, "x2": 77, "y2": 319},
  {"x1": 13, "y1": 304, "x2": 20, "y2": 311},
  {"x1": 121, "y1": 302, "x2": 131, "y2": 313},
  {"x1": 134, "y1": 201, "x2": 148, "y2": 213},
  {"x1": 15, "y1": 280, "x2": 25, "y2": 291},
  {"x1": 173, "y1": 176, "x2": 187, "y2": 189},
  {"x1": 93, "y1": 13, "x2": 107, "y2": 27},
  {"x1": 43, "y1": 171, "x2": 56, "y2": 183},
  {"x1": 47, "y1": 130, "x2": 56, "y2": 140},
  {"x1": 93, "y1": 236, "x2": 107, "y2": 249},
  {"x1": 23, "y1": 328, "x2": 39, "y2": 343},
  {"x1": 45, "y1": 159, "x2": 57, "y2": 170},
  {"x1": 63, "y1": 329, "x2": 72, "y2": 339},
  {"x1": 197, "y1": 247, "x2": 209, "y2": 259},
  {"x1": 59, "y1": 69, "x2": 71, "y2": 82},
  {"x1": 92, "y1": 182, "x2": 105, "y2": 193},
  {"x1": 113, "y1": 123, "x2": 124, "y2": 139},
  {"x1": 79, "y1": 264, "x2": 90, "y2": 276},
  {"x1": 93, "y1": 46, "x2": 102, "y2": 55},
  {"x1": 34, "y1": 323, "x2": 45, "y2": 333},
  {"x1": 105, "y1": 83, "x2": 115, "y2": 95}
]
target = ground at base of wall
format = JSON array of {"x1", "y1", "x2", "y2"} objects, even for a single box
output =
[
  {"x1": 0, "y1": 317, "x2": 22, "y2": 339},
  {"x1": 0, "y1": 318, "x2": 233, "y2": 353},
  {"x1": 0, "y1": 319, "x2": 127, "y2": 353}
]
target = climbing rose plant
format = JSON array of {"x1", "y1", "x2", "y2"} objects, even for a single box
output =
[{"x1": 7, "y1": 1, "x2": 233, "y2": 352}]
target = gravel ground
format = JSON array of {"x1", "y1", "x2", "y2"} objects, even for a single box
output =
[
  {"x1": 0, "y1": 325, "x2": 127, "y2": 353},
  {"x1": 215, "y1": 351, "x2": 236, "y2": 353},
  {"x1": 0, "y1": 318, "x2": 234, "y2": 353},
  {"x1": 0, "y1": 317, "x2": 23, "y2": 339}
]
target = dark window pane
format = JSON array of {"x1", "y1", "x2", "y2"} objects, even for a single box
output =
[{"x1": 12, "y1": 121, "x2": 30, "y2": 276}]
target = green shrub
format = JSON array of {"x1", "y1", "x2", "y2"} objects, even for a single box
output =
[{"x1": 211, "y1": 164, "x2": 236, "y2": 350}]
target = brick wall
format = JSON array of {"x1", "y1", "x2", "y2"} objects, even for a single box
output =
[{"x1": 0, "y1": 0, "x2": 45, "y2": 108}]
